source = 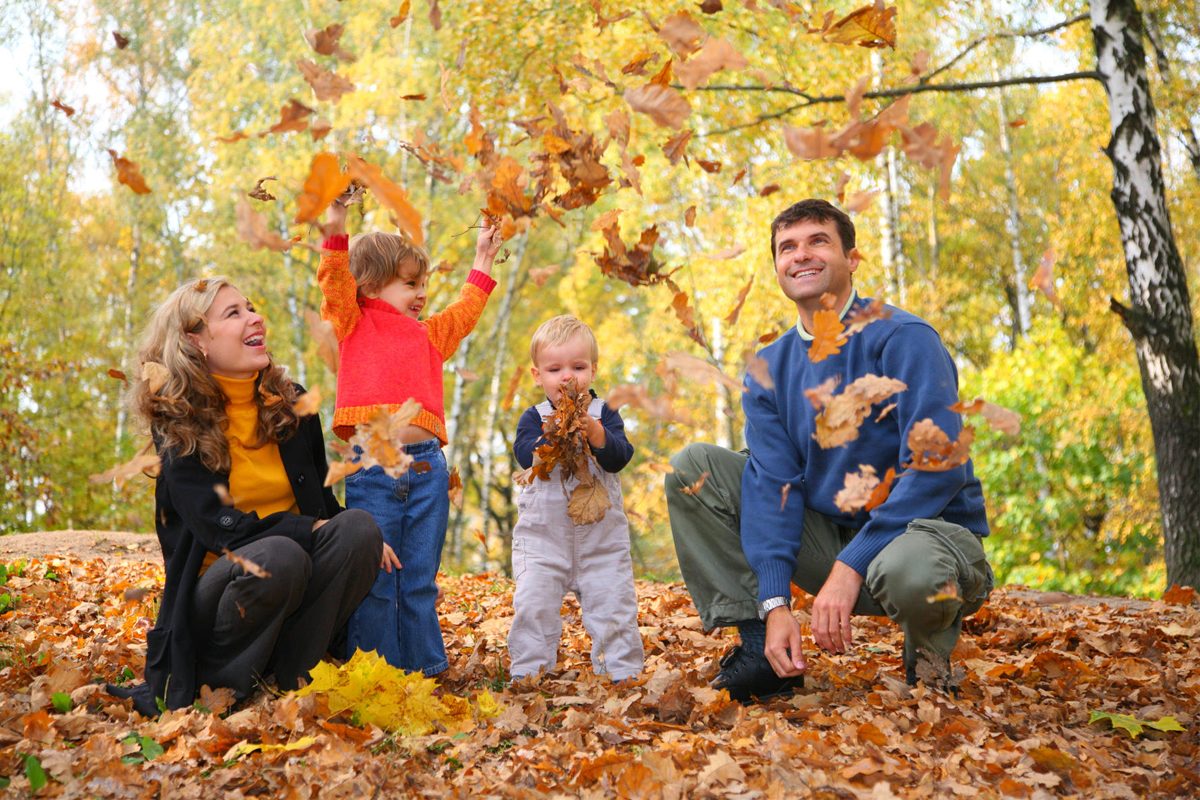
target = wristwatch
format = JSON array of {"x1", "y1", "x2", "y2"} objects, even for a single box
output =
[{"x1": 758, "y1": 596, "x2": 790, "y2": 621}]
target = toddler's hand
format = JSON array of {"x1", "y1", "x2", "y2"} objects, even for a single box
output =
[
  {"x1": 584, "y1": 415, "x2": 606, "y2": 449},
  {"x1": 380, "y1": 543, "x2": 403, "y2": 573},
  {"x1": 325, "y1": 185, "x2": 363, "y2": 235}
]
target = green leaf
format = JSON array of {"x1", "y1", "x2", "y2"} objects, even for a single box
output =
[
  {"x1": 1089, "y1": 710, "x2": 1185, "y2": 739},
  {"x1": 1146, "y1": 716, "x2": 1185, "y2": 733},
  {"x1": 139, "y1": 736, "x2": 164, "y2": 761},
  {"x1": 50, "y1": 692, "x2": 73, "y2": 714},
  {"x1": 24, "y1": 754, "x2": 47, "y2": 792},
  {"x1": 0, "y1": 775, "x2": 10, "y2": 788}
]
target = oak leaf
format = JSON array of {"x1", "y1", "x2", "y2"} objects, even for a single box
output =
[
  {"x1": 811, "y1": 374, "x2": 907, "y2": 448},
  {"x1": 305, "y1": 23, "x2": 356, "y2": 62},
  {"x1": 349, "y1": 401, "x2": 422, "y2": 478},
  {"x1": 815, "y1": 2, "x2": 897, "y2": 49},
  {"x1": 107, "y1": 150, "x2": 151, "y2": 194},
  {"x1": 809, "y1": 309, "x2": 848, "y2": 362},
  {"x1": 906, "y1": 418, "x2": 974, "y2": 472},
  {"x1": 844, "y1": 299, "x2": 892, "y2": 335},
  {"x1": 950, "y1": 398, "x2": 1022, "y2": 436}
]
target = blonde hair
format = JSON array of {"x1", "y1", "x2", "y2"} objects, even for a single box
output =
[
  {"x1": 130, "y1": 276, "x2": 299, "y2": 473},
  {"x1": 530, "y1": 315, "x2": 599, "y2": 365},
  {"x1": 349, "y1": 231, "x2": 431, "y2": 296}
]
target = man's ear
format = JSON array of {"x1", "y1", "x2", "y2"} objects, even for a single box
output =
[{"x1": 847, "y1": 247, "x2": 862, "y2": 274}]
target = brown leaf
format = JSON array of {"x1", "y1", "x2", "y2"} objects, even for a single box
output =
[
  {"x1": 51, "y1": 98, "x2": 76, "y2": 117},
  {"x1": 817, "y1": 2, "x2": 897, "y2": 49},
  {"x1": 743, "y1": 348, "x2": 774, "y2": 390},
  {"x1": 107, "y1": 368, "x2": 128, "y2": 384},
  {"x1": 683, "y1": 205, "x2": 697, "y2": 226},
  {"x1": 107, "y1": 150, "x2": 151, "y2": 194},
  {"x1": 759, "y1": 183, "x2": 781, "y2": 197},
  {"x1": 350, "y1": 401, "x2": 422, "y2": 477},
  {"x1": 345, "y1": 154, "x2": 424, "y2": 245},
  {"x1": 222, "y1": 548, "x2": 272, "y2": 579},
  {"x1": 294, "y1": 387, "x2": 323, "y2": 417},
  {"x1": 659, "y1": 11, "x2": 705, "y2": 55},
  {"x1": 528, "y1": 264, "x2": 560, "y2": 287},
  {"x1": 1009, "y1": 118, "x2": 1026, "y2": 129},
  {"x1": 294, "y1": 151, "x2": 351, "y2": 225},
  {"x1": 1162, "y1": 584, "x2": 1198, "y2": 605},
  {"x1": 501, "y1": 368, "x2": 524, "y2": 411},
  {"x1": 669, "y1": 291, "x2": 708, "y2": 348},
  {"x1": 390, "y1": 0, "x2": 411, "y2": 26},
  {"x1": 594, "y1": 221, "x2": 672, "y2": 287},
  {"x1": 297, "y1": 59, "x2": 355, "y2": 103},
  {"x1": 429, "y1": 0, "x2": 442, "y2": 30},
  {"x1": 950, "y1": 398, "x2": 1022, "y2": 436},
  {"x1": 235, "y1": 198, "x2": 293, "y2": 252},
  {"x1": 676, "y1": 37, "x2": 748, "y2": 90},
  {"x1": 216, "y1": 131, "x2": 250, "y2": 144},
  {"x1": 89, "y1": 446, "x2": 161, "y2": 489},
  {"x1": 247, "y1": 176, "x2": 277, "y2": 202},
  {"x1": 262, "y1": 99, "x2": 314, "y2": 136},
  {"x1": 591, "y1": 208, "x2": 622, "y2": 232},
  {"x1": 663, "y1": 129, "x2": 694, "y2": 164},
  {"x1": 590, "y1": 0, "x2": 633, "y2": 29},
  {"x1": 844, "y1": 299, "x2": 892, "y2": 335},
  {"x1": 624, "y1": 84, "x2": 692, "y2": 129},
  {"x1": 783, "y1": 122, "x2": 838, "y2": 160},
  {"x1": 305, "y1": 23, "x2": 356, "y2": 62},
  {"x1": 141, "y1": 361, "x2": 169, "y2": 394},
  {"x1": 305, "y1": 309, "x2": 339, "y2": 374},
  {"x1": 568, "y1": 477, "x2": 612, "y2": 525},
  {"x1": 906, "y1": 418, "x2": 974, "y2": 472},
  {"x1": 723, "y1": 273, "x2": 754, "y2": 326},
  {"x1": 699, "y1": 0, "x2": 723, "y2": 12},
  {"x1": 1030, "y1": 248, "x2": 1060, "y2": 307},
  {"x1": 457, "y1": 367, "x2": 479, "y2": 382},
  {"x1": 844, "y1": 189, "x2": 880, "y2": 213},
  {"x1": 605, "y1": 384, "x2": 685, "y2": 423},
  {"x1": 812, "y1": 374, "x2": 907, "y2": 449},
  {"x1": 664, "y1": 352, "x2": 743, "y2": 394},
  {"x1": 678, "y1": 471, "x2": 710, "y2": 495},
  {"x1": 696, "y1": 158, "x2": 722, "y2": 174},
  {"x1": 112, "y1": 31, "x2": 130, "y2": 49}
]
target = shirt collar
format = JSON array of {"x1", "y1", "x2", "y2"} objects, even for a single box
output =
[{"x1": 796, "y1": 289, "x2": 858, "y2": 341}]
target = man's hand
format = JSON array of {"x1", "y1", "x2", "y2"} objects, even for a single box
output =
[
  {"x1": 811, "y1": 560, "x2": 864, "y2": 654},
  {"x1": 473, "y1": 217, "x2": 503, "y2": 273},
  {"x1": 764, "y1": 606, "x2": 806, "y2": 678}
]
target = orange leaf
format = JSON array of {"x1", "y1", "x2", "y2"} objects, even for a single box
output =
[
  {"x1": 390, "y1": 0, "x2": 411, "y2": 27},
  {"x1": 297, "y1": 59, "x2": 355, "y2": 103},
  {"x1": 723, "y1": 273, "x2": 754, "y2": 326},
  {"x1": 663, "y1": 129, "x2": 694, "y2": 164},
  {"x1": 345, "y1": 154, "x2": 424, "y2": 245},
  {"x1": 809, "y1": 309, "x2": 847, "y2": 362},
  {"x1": 624, "y1": 84, "x2": 692, "y2": 129},
  {"x1": 51, "y1": 98, "x2": 75, "y2": 117},
  {"x1": 783, "y1": 122, "x2": 839, "y2": 160},
  {"x1": 294, "y1": 387, "x2": 323, "y2": 417},
  {"x1": 676, "y1": 37, "x2": 748, "y2": 90},
  {"x1": 261, "y1": 99, "x2": 314, "y2": 137},
  {"x1": 658, "y1": 11, "x2": 704, "y2": 55},
  {"x1": 222, "y1": 547, "x2": 272, "y2": 579},
  {"x1": 1030, "y1": 248, "x2": 1060, "y2": 307},
  {"x1": 818, "y1": 3, "x2": 897, "y2": 49},
  {"x1": 678, "y1": 471, "x2": 711, "y2": 495},
  {"x1": 107, "y1": 150, "x2": 151, "y2": 194},
  {"x1": 906, "y1": 419, "x2": 975, "y2": 472},
  {"x1": 293, "y1": 152, "x2": 351, "y2": 225}
]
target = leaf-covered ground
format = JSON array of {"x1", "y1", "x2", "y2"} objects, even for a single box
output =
[{"x1": 1, "y1": 551, "x2": 1198, "y2": 798}]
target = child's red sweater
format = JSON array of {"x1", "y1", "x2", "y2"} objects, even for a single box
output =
[{"x1": 318, "y1": 235, "x2": 496, "y2": 444}]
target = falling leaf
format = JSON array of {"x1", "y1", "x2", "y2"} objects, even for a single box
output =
[
  {"x1": 678, "y1": 471, "x2": 710, "y2": 495},
  {"x1": 305, "y1": 23, "x2": 356, "y2": 62},
  {"x1": 294, "y1": 387, "x2": 322, "y2": 417},
  {"x1": 743, "y1": 348, "x2": 774, "y2": 390},
  {"x1": 112, "y1": 31, "x2": 130, "y2": 49},
  {"x1": 262, "y1": 99, "x2": 315, "y2": 136},
  {"x1": 701, "y1": 244, "x2": 745, "y2": 260},
  {"x1": 214, "y1": 483, "x2": 237, "y2": 506},
  {"x1": 906, "y1": 418, "x2": 974, "y2": 472},
  {"x1": 875, "y1": 402, "x2": 896, "y2": 422},
  {"x1": 235, "y1": 199, "x2": 293, "y2": 252},
  {"x1": 247, "y1": 176, "x2": 277, "y2": 202},
  {"x1": 605, "y1": 384, "x2": 684, "y2": 423},
  {"x1": 448, "y1": 466, "x2": 463, "y2": 507},
  {"x1": 658, "y1": 11, "x2": 704, "y2": 55},
  {"x1": 1009, "y1": 118, "x2": 1026, "y2": 128},
  {"x1": 624, "y1": 84, "x2": 692, "y2": 129},
  {"x1": 676, "y1": 37, "x2": 748, "y2": 90},
  {"x1": 809, "y1": 308, "x2": 848, "y2": 363},
  {"x1": 324, "y1": 460, "x2": 363, "y2": 487},
  {"x1": 142, "y1": 361, "x2": 169, "y2": 394},
  {"x1": 294, "y1": 152, "x2": 352, "y2": 225},
  {"x1": 528, "y1": 264, "x2": 560, "y2": 287},
  {"x1": 950, "y1": 398, "x2": 1022, "y2": 436},
  {"x1": 926, "y1": 579, "x2": 960, "y2": 603},
  {"x1": 663, "y1": 129, "x2": 694, "y2": 164},
  {"x1": 664, "y1": 352, "x2": 743, "y2": 394},
  {"x1": 594, "y1": 221, "x2": 672, "y2": 287},
  {"x1": 723, "y1": 273, "x2": 754, "y2": 326},
  {"x1": 50, "y1": 98, "x2": 75, "y2": 117},
  {"x1": 834, "y1": 464, "x2": 888, "y2": 513},
  {"x1": 696, "y1": 159, "x2": 722, "y2": 174},
  {"x1": 813, "y1": 2, "x2": 898, "y2": 49},
  {"x1": 216, "y1": 131, "x2": 249, "y2": 144},
  {"x1": 590, "y1": 0, "x2": 633, "y2": 29},
  {"x1": 428, "y1": 0, "x2": 442, "y2": 30},
  {"x1": 89, "y1": 446, "x2": 161, "y2": 489},
  {"x1": 304, "y1": 309, "x2": 339, "y2": 374},
  {"x1": 844, "y1": 299, "x2": 892, "y2": 335},
  {"x1": 699, "y1": 0, "x2": 723, "y2": 12},
  {"x1": 390, "y1": 0, "x2": 411, "y2": 26},
  {"x1": 759, "y1": 183, "x2": 781, "y2": 197},
  {"x1": 779, "y1": 483, "x2": 791, "y2": 511},
  {"x1": 811, "y1": 374, "x2": 907, "y2": 448},
  {"x1": 1030, "y1": 248, "x2": 1060, "y2": 307},
  {"x1": 783, "y1": 122, "x2": 839, "y2": 160},
  {"x1": 297, "y1": 59, "x2": 355, "y2": 103},
  {"x1": 107, "y1": 368, "x2": 128, "y2": 384},
  {"x1": 348, "y1": 401, "x2": 422, "y2": 478},
  {"x1": 457, "y1": 367, "x2": 479, "y2": 382},
  {"x1": 844, "y1": 189, "x2": 880, "y2": 213},
  {"x1": 683, "y1": 205, "x2": 697, "y2": 227},
  {"x1": 591, "y1": 208, "x2": 622, "y2": 232},
  {"x1": 107, "y1": 150, "x2": 151, "y2": 194},
  {"x1": 345, "y1": 154, "x2": 424, "y2": 245}
]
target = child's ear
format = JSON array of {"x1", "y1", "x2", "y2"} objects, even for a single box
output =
[{"x1": 529, "y1": 365, "x2": 540, "y2": 382}]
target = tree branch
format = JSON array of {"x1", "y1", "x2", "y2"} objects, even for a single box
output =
[{"x1": 922, "y1": 13, "x2": 1090, "y2": 85}]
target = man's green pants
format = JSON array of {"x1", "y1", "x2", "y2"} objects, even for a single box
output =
[{"x1": 665, "y1": 444, "x2": 993, "y2": 674}]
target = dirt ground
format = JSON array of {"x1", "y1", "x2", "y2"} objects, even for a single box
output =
[{"x1": 0, "y1": 530, "x2": 161, "y2": 563}]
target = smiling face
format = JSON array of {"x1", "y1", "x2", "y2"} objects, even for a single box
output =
[
  {"x1": 531, "y1": 333, "x2": 597, "y2": 405},
  {"x1": 773, "y1": 218, "x2": 860, "y2": 321},
  {"x1": 187, "y1": 285, "x2": 270, "y2": 379},
  {"x1": 368, "y1": 261, "x2": 427, "y2": 319}
]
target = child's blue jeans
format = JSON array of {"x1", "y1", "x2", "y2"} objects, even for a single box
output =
[{"x1": 345, "y1": 438, "x2": 450, "y2": 675}]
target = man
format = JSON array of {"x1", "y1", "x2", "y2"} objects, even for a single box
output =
[{"x1": 666, "y1": 199, "x2": 993, "y2": 702}]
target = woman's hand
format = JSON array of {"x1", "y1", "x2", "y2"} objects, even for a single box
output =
[
  {"x1": 312, "y1": 518, "x2": 329, "y2": 532},
  {"x1": 380, "y1": 543, "x2": 403, "y2": 573}
]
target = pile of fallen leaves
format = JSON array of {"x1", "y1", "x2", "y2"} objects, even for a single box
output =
[{"x1": 1, "y1": 552, "x2": 1198, "y2": 797}]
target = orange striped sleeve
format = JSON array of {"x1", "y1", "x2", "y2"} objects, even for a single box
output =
[
  {"x1": 317, "y1": 235, "x2": 361, "y2": 341},
  {"x1": 424, "y1": 271, "x2": 495, "y2": 359}
]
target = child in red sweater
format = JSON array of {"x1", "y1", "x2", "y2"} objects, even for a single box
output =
[{"x1": 320, "y1": 192, "x2": 501, "y2": 675}]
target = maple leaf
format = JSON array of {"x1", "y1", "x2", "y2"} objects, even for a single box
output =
[
  {"x1": 247, "y1": 176, "x2": 277, "y2": 202},
  {"x1": 297, "y1": 59, "x2": 355, "y2": 103},
  {"x1": 235, "y1": 199, "x2": 293, "y2": 252},
  {"x1": 809, "y1": 309, "x2": 848, "y2": 363},
  {"x1": 1089, "y1": 710, "x2": 1184, "y2": 739},
  {"x1": 624, "y1": 84, "x2": 692, "y2": 129},
  {"x1": 293, "y1": 387, "x2": 322, "y2": 417},
  {"x1": 906, "y1": 418, "x2": 975, "y2": 472},
  {"x1": 814, "y1": 2, "x2": 897, "y2": 49},
  {"x1": 294, "y1": 152, "x2": 352, "y2": 225},
  {"x1": 261, "y1": 99, "x2": 314, "y2": 137},
  {"x1": 811, "y1": 374, "x2": 907, "y2": 449},
  {"x1": 50, "y1": 98, "x2": 75, "y2": 117},
  {"x1": 568, "y1": 477, "x2": 611, "y2": 525},
  {"x1": 1030, "y1": 248, "x2": 1060, "y2": 307},
  {"x1": 107, "y1": 150, "x2": 151, "y2": 194},
  {"x1": 676, "y1": 37, "x2": 748, "y2": 90},
  {"x1": 89, "y1": 446, "x2": 161, "y2": 489},
  {"x1": 390, "y1": 0, "x2": 411, "y2": 27},
  {"x1": 304, "y1": 309, "x2": 339, "y2": 374},
  {"x1": 305, "y1": 23, "x2": 356, "y2": 62},
  {"x1": 951, "y1": 398, "x2": 1022, "y2": 436},
  {"x1": 345, "y1": 154, "x2": 424, "y2": 245},
  {"x1": 723, "y1": 273, "x2": 754, "y2": 326}
]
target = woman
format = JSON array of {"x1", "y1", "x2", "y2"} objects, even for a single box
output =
[{"x1": 108, "y1": 277, "x2": 386, "y2": 716}]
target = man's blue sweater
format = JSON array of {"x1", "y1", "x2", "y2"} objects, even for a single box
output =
[{"x1": 742, "y1": 295, "x2": 990, "y2": 602}]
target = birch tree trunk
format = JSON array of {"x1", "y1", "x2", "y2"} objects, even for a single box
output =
[
  {"x1": 995, "y1": 79, "x2": 1032, "y2": 339},
  {"x1": 1091, "y1": 0, "x2": 1200, "y2": 589}
]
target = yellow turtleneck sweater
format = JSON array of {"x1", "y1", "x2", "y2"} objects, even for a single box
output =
[{"x1": 205, "y1": 374, "x2": 298, "y2": 571}]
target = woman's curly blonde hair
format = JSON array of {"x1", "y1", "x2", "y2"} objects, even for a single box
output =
[{"x1": 130, "y1": 276, "x2": 299, "y2": 473}]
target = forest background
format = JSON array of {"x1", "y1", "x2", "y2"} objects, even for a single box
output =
[{"x1": 1, "y1": 0, "x2": 1196, "y2": 598}]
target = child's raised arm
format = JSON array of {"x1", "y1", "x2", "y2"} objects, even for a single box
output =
[
  {"x1": 472, "y1": 217, "x2": 503, "y2": 277},
  {"x1": 317, "y1": 186, "x2": 365, "y2": 341}
]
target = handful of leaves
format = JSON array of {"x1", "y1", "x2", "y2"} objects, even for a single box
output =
[{"x1": 513, "y1": 377, "x2": 611, "y2": 525}]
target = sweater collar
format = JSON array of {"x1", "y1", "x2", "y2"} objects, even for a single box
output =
[
  {"x1": 796, "y1": 289, "x2": 858, "y2": 341},
  {"x1": 213, "y1": 372, "x2": 258, "y2": 405},
  {"x1": 360, "y1": 295, "x2": 416, "y2": 319}
]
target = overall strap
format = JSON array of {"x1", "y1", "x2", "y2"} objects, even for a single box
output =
[
  {"x1": 535, "y1": 400, "x2": 554, "y2": 419},
  {"x1": 587, "y1": 397, "x2": 605, "y2": 419}
]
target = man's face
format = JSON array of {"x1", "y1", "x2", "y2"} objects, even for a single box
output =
[{"x1": 772, "y1": 218, "x2": 860, "y2": 311}]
